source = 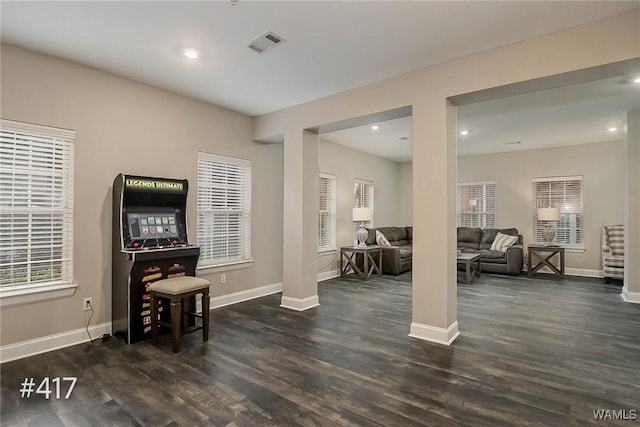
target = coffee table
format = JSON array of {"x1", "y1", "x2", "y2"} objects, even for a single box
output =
[{"x1": 457, "y1": 253, "x2": 481, "y2": 284}]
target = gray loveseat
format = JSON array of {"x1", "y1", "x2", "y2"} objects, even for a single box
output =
[
  {"x1": 457, "y1": 227, "x2": 524, "y2": 275},
  {"x1": 365, "y1": 226, "x2": 412, "y2": 275}
]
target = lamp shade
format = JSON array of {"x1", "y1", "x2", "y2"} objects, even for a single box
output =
[
  {"x1": 352, "y1": 207, "x2": 372, "y2": 222},
  {"x1": 537, "y1": 207, "x2": 560, "y2": 221}
]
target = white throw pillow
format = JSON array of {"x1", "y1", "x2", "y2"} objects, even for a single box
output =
[
  {"x1": 376, "y1": 230, "x2": 392, "y2": 246},
  {"x1": 490, "y1": 232, "x2": 518, "y2": 252}
]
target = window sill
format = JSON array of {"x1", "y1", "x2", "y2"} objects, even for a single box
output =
[
  {"x1": 0, "y1": 283, "x2": 78, "y2": 308},
  {"x1": 197, "y1": 259, "x2": 254, "y2": 273},
  {"x1": 564, "y1": 247, "x2": 586, "y2": 253},
  {"x1": 318, "y1": 248, "x2": 337, "y2": 255}
]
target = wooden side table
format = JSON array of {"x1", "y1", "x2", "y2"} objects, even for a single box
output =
[
  {"x1": 456, "y1": 253, "x2": 481, "y2": 284},
  {"x1": 528, "y1": 245, "x2": 565, "y2": 278},
  {"x1": 340, "y1": 245, "x2": 382, "y2": 280}
]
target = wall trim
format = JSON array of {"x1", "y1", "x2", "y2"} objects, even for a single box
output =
[
  {"x1": 0, "y1": 283, "x2": 77, "y2": 308},
  {"x1": 524, "y1": 266, "x2": 603, "y2": 278},
  {"x1": 210, "y1": 282, "x2": 283, "y2": 309},
  {"x1": 621, "y1": 287, "x2": 640, "y2": 304},
  {"x1": 280, "y1": 295, "x2": 320, "y2": 311},
  {"x1": 0, "y1": 322, "x2": 111, "y2": 364},
  {"x1": 565, "y1": 268, "x2": 603, "y2": 278},
  {"x1": 409, "y1": 321, "x2": 460, "y2": 346},
  {"x1": 318, "y1": 269, "x2": 340, "y2": 282},
  {"x1": 2, "y1": 282, "x2": 286, "y2": 363}
]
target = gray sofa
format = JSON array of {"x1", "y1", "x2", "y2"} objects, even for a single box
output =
[
  {"x1": 365, "y1": 226, "x2": 412, "y2": 275},
  {"x1": 457, "y1": 227, "x2": 524, "y2": 275}
]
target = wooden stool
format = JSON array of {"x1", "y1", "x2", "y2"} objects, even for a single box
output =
[{"x1": 150, "y1": 276, "x2": 210, "y2": 353}]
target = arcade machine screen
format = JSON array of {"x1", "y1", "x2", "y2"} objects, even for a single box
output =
[{"x1": 127, "y1": 212, "x2": 180, "y2": 240}]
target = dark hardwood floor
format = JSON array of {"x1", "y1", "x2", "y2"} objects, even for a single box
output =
[{"x1": 2, "y1": 273, "x2": 639, "y2": 426}]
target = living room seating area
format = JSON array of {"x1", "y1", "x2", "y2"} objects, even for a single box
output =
[
  {"x1": 361, "y1": 225, "x2": 524, "y2": 277},
  {"x1": 457, "y1": 227, "x2": 524, "y2": 275},
  {"x1": 365, "y1": 226, "x2": 413, "y2": 275}
]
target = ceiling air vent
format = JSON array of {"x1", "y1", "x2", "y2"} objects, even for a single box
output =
[{"x1": 247, "y1": 31, "x2": 286, "y2": 54}]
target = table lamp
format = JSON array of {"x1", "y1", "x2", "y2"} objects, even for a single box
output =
[
  {"x1": 537, "y1": 207, "x2": 560, "y2": 245},
  {"x1": 352, "y1": 207, "x2": 372, "y2": 247}
]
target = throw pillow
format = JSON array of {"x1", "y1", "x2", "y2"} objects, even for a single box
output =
[
  {"x1": 376, "y1": 230, "x2": 392, "y2": 246},
  {"x1": 490, "y1": 232, "x2": 518, "y2": 252}
]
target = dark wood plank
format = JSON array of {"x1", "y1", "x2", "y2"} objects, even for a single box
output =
[{"x1": 2, "y1": 272, "x2": 639, "y2": 426}]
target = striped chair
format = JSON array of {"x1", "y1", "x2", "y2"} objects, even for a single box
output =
[{"x1": 601, "y1": 225, "x2": 624, "y2": 283}]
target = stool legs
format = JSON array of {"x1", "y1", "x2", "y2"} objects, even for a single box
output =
[
  {"x1": 150, "y1": 288, "x2": 209, "y2": 353},
  {"x1": 170, "y1": 298, "x2": 182, "y2": 353},
  {"x1": 182, "y1": 297, "x2": 189, "y2": 333},
  {"x1": 202, "y1": 288, "x2": 210, "y2": 342}
]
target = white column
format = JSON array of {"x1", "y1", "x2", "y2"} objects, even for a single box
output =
[
  {"x1": 409, "y1": 99, "x2": 459, "y2": 344},
  {"x1": 623, "y1": 109, "x2": 640, "y2": 303},
  {"x1": 281, "y1": 128, "x2": 320, "y2": 310}
]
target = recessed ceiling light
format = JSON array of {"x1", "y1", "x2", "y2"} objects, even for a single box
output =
[
  {"x1": 634, "y1": 76, "x2": 640, "y2": 83},
  {"x1": 371, "y1": 125, "x2": 379, "y2": 130},
  {"x1": 608, "y1": 127, "x2": 618, "y2": 132},
  {"x1": 182, "y1": 48, "x2": 200, "y2": 60},
  {"x1": 459, "y1": 130, "x2": 469, "y2": 136}
]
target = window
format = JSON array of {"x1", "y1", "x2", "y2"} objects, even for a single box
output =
[
  {"x1": 532, "y1": 176, "x2": 583, "y2": 246},
  {"x1": 197, "y1": 152, "x2": 251, "y2": 268},
  {"x1": 353, "y1": 180, "x2": 374, "y2": 244},
  {"x1": 0, "y1": 119, "x2": 75, "y2": 294},
  {"x1": 318, "y1": 173, "x2": 336, "y2": 252},
  {"x1": 457, "y1": 182, "x2": 496, "y2": 228}
]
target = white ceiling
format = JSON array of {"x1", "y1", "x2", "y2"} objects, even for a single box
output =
[
  {"x1": 321, "y1": 116, "x2": 414, "y2": 163},
  {"x1": 321, "y1": 74, "x2": 640, "y2": 162},
  {"x1": 456, "y1": 74, "x2": 640, "y2": 157},
  {"x1": 2, "y1": 1, "x2": 638, "y2": 118},
  {"x1": 3, "y1": 1, "x2": 639, "y2": 161}
]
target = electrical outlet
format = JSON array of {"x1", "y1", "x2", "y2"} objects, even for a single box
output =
[
  {"x1": 220, "y1": 274, "x2": 226, "y2": 284},
  {"x1": 82, "y1": 297, "x2": 93, "y2": 311}
]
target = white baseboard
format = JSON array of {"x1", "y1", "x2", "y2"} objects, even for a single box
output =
[
  {"x1": 318, "y1": 269, "x2": 340, "y2": 282},
  {"x1": 621, "y1": 287, "x2": 640, "y2": 304},
  {"x1": 0, "y1": 322, "x2": 112, "y2": 364},
  {"x1": 565, "y1": 268, "x2": 603, "y2": 278},
  {"x1": 409, "y1": 321, "x2": 460, "y2": 346},
  {"x1": 524, "y1": 266, "x2": 603, "y2": 278},
  {"x1": 1, "y1": 282, "x2": 285, "y2": 364},
  {"x1": 280, "y1": 295, "x2": 320, "y2": 311},
  {"x1": 210, "y1": 282, "x2": 283, "y2": 309}
]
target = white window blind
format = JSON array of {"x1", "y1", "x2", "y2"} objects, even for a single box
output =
[
  {"x1": 457, "y1": 182, "x2": 496, "y2": 228},
  {"x1": 318, "y1": 173, "x2": 336, "y2": 252},
  {"x1": 197, "y1": 152, "x2": 251, "y2": 267},
  {"x1": 353, "y1": 180, "x2": 374, "y2": 244},
  {"x1": 532, "y1": 176, "x2": 583, "y2": 245},
  {"x1": 0, "y1": 119, "x2": 75, "y2": 291}
]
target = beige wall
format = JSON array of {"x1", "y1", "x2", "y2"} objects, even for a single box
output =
[
  {"x1": 255, "y1": 11, "x2": 640, "y2": 338},
  {"x1": 317, "y1": 139, "x2": 402, "y2": 274},
  {"x1": 457, "y1": 141, "x2": 625, "y2": 272},
  {"x1": 0, "y1": 44, "x2": 283, "y2": 346},
  {"x1": 2, "y1": 10, "x2": 638, "y2": 348},
  {"x1": 624, "y1": 110, "x2": 640, "y2": 299},
  {"x1": 397, "y1": 162, "x2": 413, "y2": 226}
]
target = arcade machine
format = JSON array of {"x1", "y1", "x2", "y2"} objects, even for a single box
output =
[{"x1": 112, "y1": 174, "x2": 200, "y2": 344}]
